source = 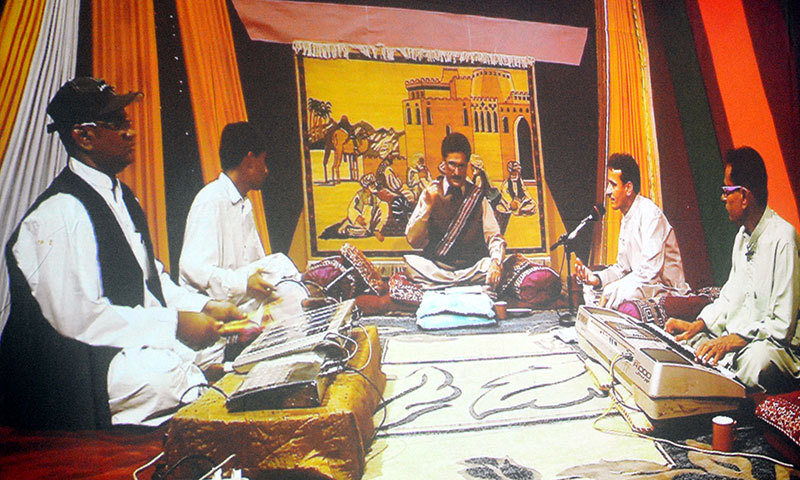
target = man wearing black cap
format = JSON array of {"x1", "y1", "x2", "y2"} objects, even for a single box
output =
[{"x1": 0, "y1": 77, "x2": 241, "y2": 429}]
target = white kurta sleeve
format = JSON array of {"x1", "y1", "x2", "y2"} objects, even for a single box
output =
[
  {"x1": 179, "y1": 196, "x2": 251, "y2": 303},
  {"x1": 481, "y1": 198, "x2": 506, "y2": 263},
  {"x1": 13, "y1": 195, "x2": 179, "y2": 350},
  {"x1": 759, "y1": 237, "x2": 800, "y2": 343},
  {"x1": 156, "y1": 258, "x2": 209, "y2": 312}
]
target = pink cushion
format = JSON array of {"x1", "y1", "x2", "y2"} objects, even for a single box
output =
[
  {"x1": 516, "y1": 267, "x2": 560, "y2": 306},
  {"x1": 302, "y1": 255, "x2": 359, "y2": 299},
  {"x1": 498, "y1": 254, "x2": 560, "y2": 307},
  {"x1": 617, "y1": 300, "x2": 644, "y2": 320}
]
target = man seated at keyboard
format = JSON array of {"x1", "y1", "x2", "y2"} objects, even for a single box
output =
[
  {"x1": 0, "y1": 78, "x2": 243, "y2": 429},
  {"x1": 179, "y1": 121, "x2": 303, "y2": 312},
  {"x1": 665, "y1": 147, "x2": 800, "y2": 391},
  {"x1": 574, "y1": 153, "x2": 690, "y2": 309}
]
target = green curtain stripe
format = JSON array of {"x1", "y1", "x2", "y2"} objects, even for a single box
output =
[{"x1": 647, "y1": 0, "x2": 738, "y2": 285}]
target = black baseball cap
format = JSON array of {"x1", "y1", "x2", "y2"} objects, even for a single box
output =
[{"x1": 46, "y1": 77, "x2": 142, "y2": 133}]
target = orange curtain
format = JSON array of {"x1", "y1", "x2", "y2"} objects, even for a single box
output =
[
  {"x1": 0, "y1": 0, "x2": 46, "y2": 167},
  {"x1": 92, "y1": 0, "x2": 171, "y2": 266},
  {"x1": 695, "y1": 0, "x2": 800, "y2": 231},
  {"x1": 592, "y1": 0, "x2": 661, "y2": 265},
  {"x1": 175, "y1": 0, "x2": 271, "y2": 253}
]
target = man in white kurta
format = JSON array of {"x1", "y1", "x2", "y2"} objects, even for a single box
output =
[
  {"x1": 14, "y1": 159, "x2": 219, "y2": 426},
  {"x1": 575, "y1": 154, "x2": 690, "y2": 308},
  {"x1": 179, "y1": 122, "x2": 301, "y2": 311},
  {"x1": 0, "y1": 78, "x2": 237, "y2": 428},
  {"x1": 666, "y1": 147, "x2": 800, "y2": 390}
]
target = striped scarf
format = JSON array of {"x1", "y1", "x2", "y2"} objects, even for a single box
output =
[{"x1": 434, "y1": 183, "x2": 484, "y2": 258}]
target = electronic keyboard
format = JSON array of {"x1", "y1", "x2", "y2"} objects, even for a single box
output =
[{"x1": 575, "y1": 305, "x2": 746, "y2": 420}]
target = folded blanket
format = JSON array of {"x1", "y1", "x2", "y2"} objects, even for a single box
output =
[{"x1": 416, "y1": 290, "x2": 496, "y2": 330}]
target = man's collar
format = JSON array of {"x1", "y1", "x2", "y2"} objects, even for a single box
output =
[
  {"x1": 69, "y1": 157, "x2": 120, "y2": 193},
  {"x1": 746, "y1": 206, "x2": 772, "y2": 242},
  {"x1": 621, "y1": 193, "x2": 641, "y2": 217},
  {"x1": 219, "y1": 172, "x2": 246, "y2": 205},
  {"x1": 442, "y1": 177, "x2": 468, "y2": 195}
]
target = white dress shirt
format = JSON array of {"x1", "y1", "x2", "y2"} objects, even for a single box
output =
[
  {"x1": 595, "y1": 194, "x2": 690, "y2": 308},
  {"x1": 12, "y1": 158, "x2": 210, "y2": 425},
  {"x1": 179, "y1": 172, "x2": 300, "y2": 306}
]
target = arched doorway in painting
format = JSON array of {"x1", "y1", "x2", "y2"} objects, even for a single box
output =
[{"x1": 515, "y1": 117, "x2": 535, "y2": 181}]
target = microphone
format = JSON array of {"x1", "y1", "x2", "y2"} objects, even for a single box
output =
[{"x1": 550, "y1": 204, "x2": 605, "y2": 250}]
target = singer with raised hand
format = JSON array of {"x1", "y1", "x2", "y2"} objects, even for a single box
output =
[{"x1": 573, "y1": 153, "x2": 690, "y2": 308}]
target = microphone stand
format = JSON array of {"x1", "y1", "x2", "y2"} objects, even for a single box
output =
[
  {"x1": 550, "y1": 215, "x2": 597, "y2": 324},
  {"x1": 562, "y1": 242, "x2": 577, "y2": 324}
]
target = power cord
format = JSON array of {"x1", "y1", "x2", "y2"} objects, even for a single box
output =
[
  {"x1": 592, "y1": 354, "x2": 794, "y2": 469},
  {"x1": 179, "y1": 383, "x2": 229, "y2": 405},
  {"x1": 133, "y1": 451, "x2": 164, "y2": 480},
  {"x1": 608, "y1": 352, "x2": 642, "y2": 412},
  {"x1": 150, "y1": 453, "x2": 216, "y2": 480},
  {"x1": 344, "y1": 365, "x2": 388, "y2": 445}
]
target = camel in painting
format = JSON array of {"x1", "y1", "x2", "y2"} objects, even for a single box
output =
[{"x1": 322, "y1": 118, "x2": 370, "y2": 184}]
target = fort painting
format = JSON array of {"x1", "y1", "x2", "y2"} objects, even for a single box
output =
[{"x1": 297, "y1": 56, "x2": 548, "y2": 259}]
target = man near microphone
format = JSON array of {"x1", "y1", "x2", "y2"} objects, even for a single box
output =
[{"x1": 574, "y1": 153, "x2": 690, "y2": 308}]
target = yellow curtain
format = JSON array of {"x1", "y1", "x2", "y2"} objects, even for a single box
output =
[
  {"x1": 92, "y1": 0, "x2": 170, "y2": 267},
  {"x1": 592, "y1": 0, "x2": 661, "y2": 265},
  {"x1": 0, "y1": 0, "x2": 46, "y2": 167},
  {"x1": 175, "y1": 0, "x2": 271, "y2": 253}
]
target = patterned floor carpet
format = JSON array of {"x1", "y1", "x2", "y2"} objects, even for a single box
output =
[{"x1": 360, "y1": 312, "x2": 799, "y2": 480}]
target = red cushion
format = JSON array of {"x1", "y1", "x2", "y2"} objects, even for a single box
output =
[
  {"x1": 388, "y1": 272, "x2": 423, "y2": 306},
  {"x1": 755, "y1": 391, "x2": 800, "y2": 453},
  {"x1": 498, "y1": 254, "x2": 560, "y2": 307}
]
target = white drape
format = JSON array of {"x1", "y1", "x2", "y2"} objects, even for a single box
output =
[{"x1": 0, "y1": 0, "x2": 80, "y2": 335}]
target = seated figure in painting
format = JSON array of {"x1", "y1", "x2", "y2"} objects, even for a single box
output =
[
  {"x1": 407, "y1": 152, "x2": 431, "y2": 202},
  {"x1": 180, "y1": 122, "x2": 303, "y2": 312},
  {"x1": 404, "y1": 133, "x2": 506, "y2": 289},
  {"x1": 336, "y1": 173, "x2": 387, "y2": 241},
  {"x1": 497, "y1": 161, "x2": 537, "y2": 217},
  {"x1": 573, "y1": 153, "x2": 690, "y2": 309},
  {"x1": 376, "y1": 153, "x2": 414, "y2": 235}
]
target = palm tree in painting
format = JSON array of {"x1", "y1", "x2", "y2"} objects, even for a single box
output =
[{"x1": 307, "y1": 98, "x2": 333, "y2": 143}]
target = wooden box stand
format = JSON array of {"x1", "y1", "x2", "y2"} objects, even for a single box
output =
[{"x1": 164, "y1": 326, "x2": 385, "y2": 480}]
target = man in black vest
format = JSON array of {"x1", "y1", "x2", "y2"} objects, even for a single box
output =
[
  {"x1": 0, "y1": 77, "x2": 241, "y2": 429},
  {"x1": 404, "y1": 133, "x2": 506, "y2": 288}
]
